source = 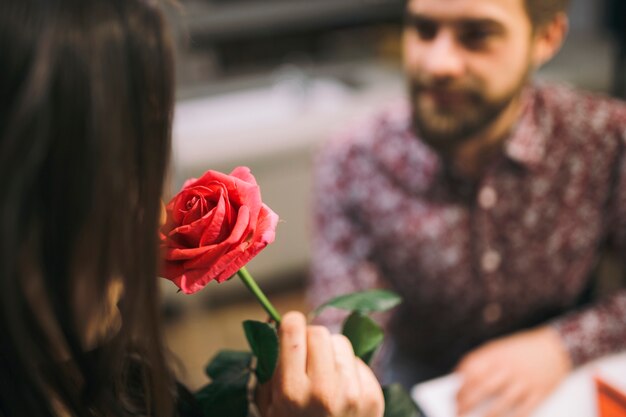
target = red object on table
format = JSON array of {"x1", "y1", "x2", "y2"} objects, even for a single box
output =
[{"x1": 596, "y1": 376, "x2": 626, "y2": 417}]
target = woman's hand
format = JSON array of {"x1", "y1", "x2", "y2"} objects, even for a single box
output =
[
  {"x1": 257, "y1": 311, "x2": 384, "y2": 417},
  {"x1": 455, "y1": 326, "x2": 572, "y2": 417}
]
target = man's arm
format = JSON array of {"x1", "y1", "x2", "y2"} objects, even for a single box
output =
[
  {"x1": 550, "y1": 118, "x2": 626, "y2": 366},
  {"x1": 456, "y1": 105, "x2": 626, "y2": 417}
]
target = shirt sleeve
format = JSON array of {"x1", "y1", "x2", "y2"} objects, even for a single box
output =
[
  {"x1": 551, "y1": 111, "x2": 626, "y2": 367},
  {"x1": 307, "y1": 134, "x2": 383, "y2": 332}
]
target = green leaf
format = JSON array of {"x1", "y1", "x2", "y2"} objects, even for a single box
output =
[
  {"x1": 195, "y1": 381, "x2": 249, "y2": 417},
  {"x1": 312, "y1": 289, "x2": 402, "y2": 317},
  {"x1": 205, "y1": 350, "x2": 253, "y2": 380},
  {"x1": 341, "y1": 312, "x2": 384, "y2": 364},
  {"x1": 382, "y1": 384, "x2": 424, "y2": 417},
  {"x1": 243, "y1": 320, "x2": 279, "y2": 384},
  {"x1": 197, "y1": 350, "x2": 253, "y2": 417}
]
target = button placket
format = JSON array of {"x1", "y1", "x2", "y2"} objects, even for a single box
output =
[
  {"x1": 479, "y1": 247, "x2": 503, "y2": 324},
  {"x1": 472, "y1": 177, "x2": 504, "y2": 325},
  {"x1": 481, "y1": 249, "x2": 501, "y2": 273},
  {"x1": 478, "y1": 186, "x2": 498, "y2": 209}
]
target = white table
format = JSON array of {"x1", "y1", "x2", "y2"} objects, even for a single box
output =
[{"x1": 412, "y1": 352, "x2": 626, "y2": 417}]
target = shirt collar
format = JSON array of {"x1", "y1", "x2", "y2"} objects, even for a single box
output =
[
  {"x1": 503, "y1": 85, "x2": 549, "y2": 169},
  {"x1": 378, "y1": 86, "x2": 548, "y2": 195}
]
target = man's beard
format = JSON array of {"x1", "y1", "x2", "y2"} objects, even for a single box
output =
[{"x1": 409, "y1": 71, "x2": 528, "y2": 152}]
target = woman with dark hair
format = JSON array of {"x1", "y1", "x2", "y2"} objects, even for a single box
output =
[{"x1": 0, "y1": 0, "x2": 384, "y2": 416}]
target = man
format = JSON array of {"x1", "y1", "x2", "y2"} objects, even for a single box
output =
[{"x1": 309, "y1": 0, "x2": 626, "y2": 416}]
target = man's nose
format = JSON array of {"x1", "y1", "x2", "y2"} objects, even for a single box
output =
[{"x1": 421, "y1": 31, "x2": 465, "y2": 80}]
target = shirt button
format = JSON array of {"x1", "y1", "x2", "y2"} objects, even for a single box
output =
[
  {"x1": 481, "y1": 249, "x2": 501, "y2": 273},
  {"x1": 478, "y1": 186, "x2": 497, "y2": 209},
  {"x1": 483, "y1": 302, "x2": 502, "y2": 324}
]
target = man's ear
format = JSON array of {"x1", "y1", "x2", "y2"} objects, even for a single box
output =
[{"x1": 531, "y1": 13, "x2": 569, "y2": 69}]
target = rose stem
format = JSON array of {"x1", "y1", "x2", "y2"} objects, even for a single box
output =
[{"x1": 237, "y1": 267, "x2": 282, "y2": 324}]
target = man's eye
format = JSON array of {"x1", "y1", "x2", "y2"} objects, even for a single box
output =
[
  {"x1": 460, "y1": 28, "x2": 498, "y2": 49},
  {"x1": 405, "y1": 16, "x2": 438, "y2": 41},
  {"x1": 415, "y1": 22, "x2": 437, "y2": 40}
]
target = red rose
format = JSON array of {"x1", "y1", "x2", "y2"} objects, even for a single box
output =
[{"x1": 160, "y1": 167, "x2": 279, "y2": 294}]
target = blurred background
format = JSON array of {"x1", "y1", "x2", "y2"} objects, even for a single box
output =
[{"x1": 160, "y1": 0, "x2": 626, "y2": 390}]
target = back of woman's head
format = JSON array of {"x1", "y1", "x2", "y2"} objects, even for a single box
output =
[{"x1": 0, "y1": 0, "x2": 175, "y2": 415}]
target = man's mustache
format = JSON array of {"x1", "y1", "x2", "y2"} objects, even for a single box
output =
[{"x1": 409, "y1": 78, "x2": 480, "y2": 96}]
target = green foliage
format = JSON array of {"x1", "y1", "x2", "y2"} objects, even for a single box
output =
[
  {"x1": 312, "y1": 289, "x2": 402, "y2": 317},
  {"x1": 382, "y1": 384, "x2": 424, "y2": 417},
  {"x1": 205, "y1": 350, "x2": 253, "y2": 380},
  {"x1": 196, "y1": 381, "x2": 249, "y2": 417},
  {"x1": 243, "y1": 320, "x2": 279, "y2": 383},
  {"x1": 342, "y1": 311, "x2": 384, "y2": 364},
  {"x1": 196, "y1": 350, "x2": 253, "y2": 417},
  {"x1": 195, "y1": 289, "x2": 412, "y2": 417}
]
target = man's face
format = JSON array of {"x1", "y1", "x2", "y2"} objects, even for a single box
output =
[{"x1": 403, "y1": 0, "x2": 534, "y2": 148}]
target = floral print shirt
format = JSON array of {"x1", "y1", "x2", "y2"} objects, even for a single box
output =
[{"x1": 309, "y1": 82, "x2": 626, "y2": 373}]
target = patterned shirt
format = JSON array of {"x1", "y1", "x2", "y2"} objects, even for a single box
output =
[{"x1": 309, "y1": 83, "x2": 626, "y2": 376}]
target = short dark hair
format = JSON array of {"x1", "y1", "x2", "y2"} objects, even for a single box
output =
[{"x1": 525, "y1": 0, "x2": 571, "y2": 28}]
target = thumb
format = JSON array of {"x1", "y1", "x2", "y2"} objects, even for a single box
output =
[{"x1": 255, "y1": 380, "x2": 273, "y2": 417}]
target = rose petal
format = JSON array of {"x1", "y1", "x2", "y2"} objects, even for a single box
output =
[
  {"x1": 171, "y1": 184, "x2": 225, "y2": 226},
  {"x1": 181, "y1": 246, "x2": 247, "y2": 292},
  {"x1": 159, "y1": 167, "x2": 280, "y2": 294},
  {"x1": 162, "y1": 264, "x2": 187, "y2": 289},
  {"x1": 167, "y1": 187, "x2": 201, "y2": 226},
  {"x1": 197, "y1": 193, "x2": 229, "y2": 246},
  {"x1": 184, "y1": 205, "x2": 251, "y2": 270},
  {"x1": 195, "y1": 169, "x2": 261, "y2": 211},
  {"x1": 164, "y1": 201, "x2": 244, "y2": 262},
  {"x1": 167, "y1": 188, "x2": 229, "y2": 248},
  {"x1": 211, "y1": 204, "x2": 279, "y2": 282},
  {"x1": 212, "y1": 235, "x2": 270, "y2": 283},
  {"x1": 175, "y1": 268, "x2": 217, "y2": 294},
  {"x1": 192, "y1": 169, "x2": 239, "y2": 189},
  {"x1": 181, "y1": 194, "x2": 207, "y2": 225},
  {"x1": 255, "y1": 204, "x2": 279, "y2": 245},
  {"x1": 212, "y1": 245, "x2": 261, "y2": 283},
  {"x1": 181, "y1": 177, "x2": 199, "y2": 189},
  {"x1": 229, "y1": 166, "x2": 257, "y2": 185},
  {"x1": 164, "y1": 244, "x2": 211, "y2": 261}
]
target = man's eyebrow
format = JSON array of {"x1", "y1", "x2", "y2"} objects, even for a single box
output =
[
  {"x1": 458, "y1": 18, "x2": 506, "y2": 32},
  {"x1": 404, "y1": 13, "x2": 437, "y2": 26},
  {"x1": 404, "y1": 12, "x2": 505, "y2": 31}
]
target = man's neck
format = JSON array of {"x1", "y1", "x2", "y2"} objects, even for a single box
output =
[{"x1": 446, "y1": 93, "x2": 525, "y2": 181}]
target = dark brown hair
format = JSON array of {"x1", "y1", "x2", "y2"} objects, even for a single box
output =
[
  {"x1": 524, "y1": 0, "x2": 571, "y2": 28},
  {"x1": 0, "y1": 0, "x2": 175, "y2": 416}
]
